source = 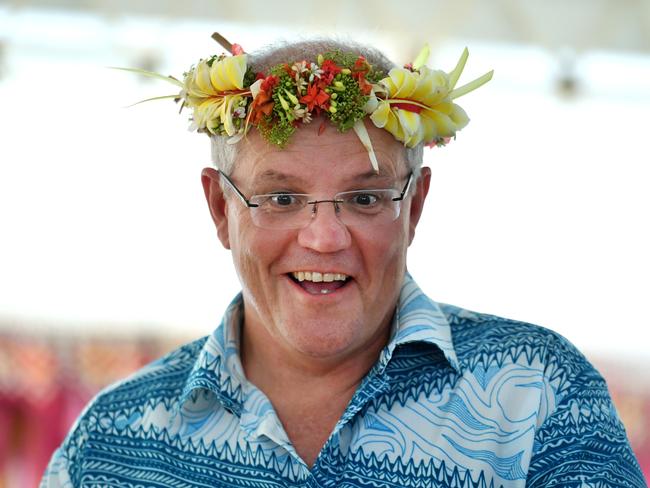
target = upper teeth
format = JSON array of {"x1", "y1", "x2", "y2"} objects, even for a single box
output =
[{"x1": 292, "y1": 271, "x2": 348, "y2": 282}]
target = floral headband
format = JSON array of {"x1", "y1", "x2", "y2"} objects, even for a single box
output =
[{"x1": 120, "y1": 33, "x2": 493, "y2": 171}]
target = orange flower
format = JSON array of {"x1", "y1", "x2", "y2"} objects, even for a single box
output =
[
  {"x1": 351, "y1": 56, "x2": 373, "y2": 95},
  {"x1": 300, "y1": 83, "x2": 330, "y2": 112},
  {"x1": 249, "y1": 90, "x2": 274, "y2": 125}
]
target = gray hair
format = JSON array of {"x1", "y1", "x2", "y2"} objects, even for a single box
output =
[{"x1": 210, "y1": 38, "x2": 423, "y2": 178}]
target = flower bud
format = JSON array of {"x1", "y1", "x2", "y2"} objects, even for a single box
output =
[
  {"x1": 278, "y1": 94, "x2": 290, "y2": 111},
  {"x1": 284, "y1": 89, "x2": 299, "y2": 105}
]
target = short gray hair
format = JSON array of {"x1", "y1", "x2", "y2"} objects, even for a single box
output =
[{"x1": 210, "y1": 38, "x2": 423, "y2": 178}]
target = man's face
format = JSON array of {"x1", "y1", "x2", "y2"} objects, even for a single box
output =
[{"x1": 203, "y1": 121, "x2": 430, "y2": 362}]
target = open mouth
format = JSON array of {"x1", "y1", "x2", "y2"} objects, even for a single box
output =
[{"x1": 288, "y1": 271, "x2": 352, "y2": 295}]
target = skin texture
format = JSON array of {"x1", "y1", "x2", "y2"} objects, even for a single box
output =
[{"x1": 202, "y1": 119, "x2": 431, "y2": 467}]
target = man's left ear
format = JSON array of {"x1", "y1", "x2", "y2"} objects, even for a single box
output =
[{"x1": 408, "y1": 167, "x2": 431, "y2": 245}]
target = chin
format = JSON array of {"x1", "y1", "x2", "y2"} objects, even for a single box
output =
[{"x1": 282, "y1": 316, "x2": 362, "y2": 358}]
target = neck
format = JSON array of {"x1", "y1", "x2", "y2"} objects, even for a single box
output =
[
  {"x1": 240, "y1": 312, "x2": 393, "y2": 399},
  {"x1": 239, "y1": 305, "x2": 394, "y2": 468}
]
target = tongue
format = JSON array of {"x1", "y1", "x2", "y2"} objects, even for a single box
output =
[{"x1": 299, "y1": 280, "x2": 346, "y2": 295}]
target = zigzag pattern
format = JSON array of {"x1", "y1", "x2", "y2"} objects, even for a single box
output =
[{"x1": 41, "y1": 275, "x2": 646, "y2": 487}]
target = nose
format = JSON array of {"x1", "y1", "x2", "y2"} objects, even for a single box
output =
[{"x1": 297, "y1": 201, "x2": 352, "y2": 253}]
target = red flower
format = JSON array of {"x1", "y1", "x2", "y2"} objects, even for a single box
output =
[
  {"x1": 321, "y1": 59, "x2": 342, "y2": 75},
  {"x1": 261, "y1": 75, "x2": 279, "y2": 92},
  {"x1": 320, "y1": 59, "x2": 342, "y2": 85},
  {"x1": 300, "y1": 83, "x2": 330, "y2": 112}
]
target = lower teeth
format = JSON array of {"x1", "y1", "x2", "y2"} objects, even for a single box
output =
[{"x1": 320, "y1": 289, "x2": 332, "y2": 294}]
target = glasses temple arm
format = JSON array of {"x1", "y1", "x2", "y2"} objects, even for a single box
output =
[{"x1": 217, "y1": 169, "x2": 259, "y2": 208}]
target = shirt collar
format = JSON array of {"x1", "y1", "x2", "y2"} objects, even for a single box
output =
[
  {"x1": 177, "y1": 273, "x2": 460, "y2": 414},
  {"x1": 375, "y1": 272, "x2": 461, "y2": 374},
  {"x1": 176, "y1": 293, "x2": 247, "y2": 415}
]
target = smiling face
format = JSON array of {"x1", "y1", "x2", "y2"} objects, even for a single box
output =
[{"x1": 202, "y1": 121, "x2": 430, "y2": 365}]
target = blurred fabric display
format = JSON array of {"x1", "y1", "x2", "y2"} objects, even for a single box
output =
[
  {"x1": 0, "y1": 330, "x2": 186, "y2": 487},
  {"x1": 1, "y1": 0, "x2": 649, "y2": 486}
]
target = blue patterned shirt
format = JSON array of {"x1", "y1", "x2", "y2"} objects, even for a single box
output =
[{"x1": 41, "y1": 275, "x2": 645, "y2": 487}]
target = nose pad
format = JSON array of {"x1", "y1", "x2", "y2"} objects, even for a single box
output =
[{"x1": 298, "y1": 200, "x2": 351, "y2": 252}]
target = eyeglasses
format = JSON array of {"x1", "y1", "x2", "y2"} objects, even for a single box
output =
[{"x1": 218, "y1": 169, "x2": 413, "y2": 230}]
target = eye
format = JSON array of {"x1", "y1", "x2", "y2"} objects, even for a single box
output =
[
  {"x1": 253, "y1": 193, "x2": 306, "y2": 211},
  {"x1": 271, "y1": 194, "x2": 297, "y2": 206},
  {"x1": 348, "y1": 192, "x2": 381, "y2": 207}
]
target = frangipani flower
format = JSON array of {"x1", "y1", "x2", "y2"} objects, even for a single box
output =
[
  {"x1": 181, "y1": 54, "x2": 249, "y2": 136},
  {"x1": 370, "y1": 47, "x2": 493, "y2": 147}
]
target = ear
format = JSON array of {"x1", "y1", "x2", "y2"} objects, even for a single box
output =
[
  {"x1": 201, "y1": 167, "x2": 231, "y2": 249},
  {"x1": 407, "y1": 166, "x2": 431, "y2": 245}
]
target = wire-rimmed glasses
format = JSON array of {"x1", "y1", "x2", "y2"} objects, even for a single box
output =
[{"x1": 218, "y1": 169, "x2": 413, "y2": 230}]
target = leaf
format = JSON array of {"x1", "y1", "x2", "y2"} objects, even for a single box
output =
[
  {"x1": 450, "y1": 70, "x2": 494, "y2": 100},
  {"x1": 352, "y1": 119, "x2": 379, "y2": 173},
  {"x1": 412, "y1": 44, "x2": 430, "y2": 71},
  {"x1": 124, "y1": 94, "x2": 179, "y2": 108},
  {"x1": 447, "y1": 48, "x2": 469, "y2": 90},
  {"x1": 109, "y1": 66, "x2": 184, "y2": 88}
]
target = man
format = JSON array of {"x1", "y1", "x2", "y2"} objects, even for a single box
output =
[{"x1": 42, "y1": 38, "x2": 645, "y2": 487}]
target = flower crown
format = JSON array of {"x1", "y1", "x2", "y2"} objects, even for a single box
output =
[{"x1": 121, "y1": 33, "x2": 493, "y2": 171}]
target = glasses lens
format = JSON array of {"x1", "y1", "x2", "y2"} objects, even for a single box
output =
[
  {"x1": 336, "y1": 189, "x2": 401, "y2": 227},
  {"x1": 249, "y1": 194, "x2": 311, "y2": 230},
  {"x1": 247, "y1": 188, "x2": 403, "y2": 230}
]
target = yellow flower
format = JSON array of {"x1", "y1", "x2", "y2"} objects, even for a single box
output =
[
  {"x1": 370, "y1": 48, "x2": 493, "y2": 147},
  {"x1": 181, "y1": 54, "x2": 249, "y2": 136}
]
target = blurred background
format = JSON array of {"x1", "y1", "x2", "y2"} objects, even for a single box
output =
[{"x1": 0, "y1": 0, "x2": 649, "y2": 485}]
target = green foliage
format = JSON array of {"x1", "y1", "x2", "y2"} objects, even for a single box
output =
[
  {"x1": 366, "y1": 67, "x2": 386, "y2": 84},
  {"x1": 328, "y1": 74, "x2": 368, "y2": 132},
  {"x1": 243, "y1": 67, "x2": 257, "y2": 88},
  {"x1": 321, "y1": 50, "x2": 358, "y2": 69},
  {"x1": 258, "y1": 115, "x2": 296, "y2": 148},
  {"x1": 206, "y1": 54, "x2": 226, "y2": 68}
]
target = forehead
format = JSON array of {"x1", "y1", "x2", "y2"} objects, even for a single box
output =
[{"x1": 231, "y1": 121, "x2": 408, "y2": 185}]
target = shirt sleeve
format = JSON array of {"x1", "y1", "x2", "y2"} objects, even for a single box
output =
[
  {"x1": 39, "y1": 447, "x2": 75, "y2": 488},
  {"x1": 526, "y1": 335, "x2": 646, "y2": 487}
]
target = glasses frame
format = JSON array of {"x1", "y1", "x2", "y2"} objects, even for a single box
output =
[{"x1": 217, "y1": 169, "x2": 414, "y2": 228}]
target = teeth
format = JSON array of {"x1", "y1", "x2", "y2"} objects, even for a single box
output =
[{"x1": 292, "y1": 271, "x2": 348, "y2": 282}]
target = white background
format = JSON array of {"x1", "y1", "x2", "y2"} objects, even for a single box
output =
[{"x1": 0, "y1": 9, "x2": 648, "y2": 364}]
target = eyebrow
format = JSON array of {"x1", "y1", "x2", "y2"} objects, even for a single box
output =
[
  {"x1": 351, "y1": 169, "x2": 396, "y2": 181},
  {"x1": 251, "y1": 167, "x2": 400, "y2": 187},
  {"x1": 253, "y1": 170, "x2": 309, "y2": 185}
]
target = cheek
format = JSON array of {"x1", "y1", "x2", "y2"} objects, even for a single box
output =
[
  {"x1": 227, "y1": 212, "x2": 290, "y2": 293},
  {"x1": 356, "y1": 220, "x2": 410, "y2": 283}
]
